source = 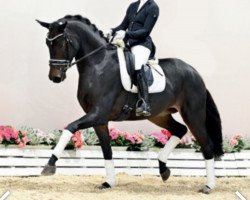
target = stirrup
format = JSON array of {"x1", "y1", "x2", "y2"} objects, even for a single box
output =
[{"x1": 135, "y1": 98, "x2": 151, "y2": 117}]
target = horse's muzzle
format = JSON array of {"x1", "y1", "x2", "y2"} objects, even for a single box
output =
[
  {"x1": 49, "y1": 73, "x2": 66, "y2": 83},
  {"x1": 49, "y1": 67, "x2": 66, "y2": 83}
]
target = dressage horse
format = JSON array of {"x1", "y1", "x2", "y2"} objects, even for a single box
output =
[{"x1": 37, "y1": 15, "x2": 223, "y2": 194}]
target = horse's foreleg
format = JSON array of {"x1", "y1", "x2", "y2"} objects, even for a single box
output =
[
  {"x1": 41, "y1": 129, "x2": 72, "y2": 176},
  {"x1": 41, "y1": 111, "x2": 108, "y2": 176},
  {"x1": 94, "y1": 125, "x2": 116, "y2": 189}
]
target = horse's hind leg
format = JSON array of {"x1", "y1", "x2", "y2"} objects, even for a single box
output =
[
  {"x1": 93, "y1": 125, "x2": 116, "y2": 189},
  {"x1": 180, "y1": 103, "x2": 215, "y2": 194},
  {"x1": 149, "y1": 115, "x2": 188, "y2": 181}
]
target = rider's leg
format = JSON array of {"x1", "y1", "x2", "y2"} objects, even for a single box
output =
[{"x1": 131, "y1": 45, "x2": 151, "y2": 116}]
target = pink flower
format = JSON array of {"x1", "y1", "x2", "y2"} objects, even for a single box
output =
[
  {"x1": 15, "y1": 138, "x2": 21, "y2": 144},
  {"x1": 109, "y1": 127, "x2": 123, "y2": 140},
  {"x1": 159, "y1": 137, "x2": 167, "y2": 145},
  {"x1": 0, "y1": 126, "x2": 29, "y2": 148},
  {"x1": 233, "y1": 134, "x2": 243, "y2": 140},
  {"x1": 229, "y1": 138, "x2": 238, "y2": 146},
  {"x1": 180, "y1": 134, "x2": 193, "y2": 145},
  {"x1": 21, "y1": 131, "x2": 27, "y2": 136},
  {"x1": 131, "y1": 133, "x2": 144, "y2": 144},
  {"x1": 12, "y1": 129, "x2": 19, "y2": 139},
  {"x1": 125, "y1": 134, "x2": 135, "y2": 144},
  {"x1": 3, "y1": 127, "x2": 12, "y2": 140},
  {"x1": 110, "y1": 130, "x2": 119, "y2": 140},
  {"x1": 123, "y1": 132, "x2": 130, "y2": 139},
  {"x1": 151, "y1": 132, "x2": 168, "y2": 145},
  {"x1": 71, "y1": 131, "x2": 83, "y2": 149},
  {"x1": 161, "y1": 129, "x2": 172, "y2": 139},
  {"x1": 18, "y1": 142, "x2": 26, "y2": 148},
  {"x1": 22, "y1": 136, "x2": 29, "y2": 143}
]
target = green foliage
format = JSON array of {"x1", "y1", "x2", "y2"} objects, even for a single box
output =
[{"x1": 82, "y1": 128, "x2": 99, "y2": 146}]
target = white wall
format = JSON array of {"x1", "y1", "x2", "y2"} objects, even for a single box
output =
[{"x1": 0, "y1": 0, "x2": 249, "y2": 136}]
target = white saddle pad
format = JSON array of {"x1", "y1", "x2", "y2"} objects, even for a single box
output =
[{"x1": 117, "y1": 47, "x2": 166, "y2": 93}]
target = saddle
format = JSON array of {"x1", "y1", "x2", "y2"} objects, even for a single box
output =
[
  {"x1": 117, "y1": 47, "x2": 166, "y2": 94},
  {"x1": 124, "y1": 48, "x2": 154, "y2": 87}
]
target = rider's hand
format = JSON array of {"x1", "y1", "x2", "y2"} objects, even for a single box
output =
[
  {"x1": 103, "y1": 29, "x2": 113, "y2": 39},
  {"x1": 115, "y1": 30, "x2": 126, "y2": 39}
]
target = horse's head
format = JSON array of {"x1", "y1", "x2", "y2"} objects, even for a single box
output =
[{"x1": 37, "y1": 19, "x2": 79, "y2": 83}]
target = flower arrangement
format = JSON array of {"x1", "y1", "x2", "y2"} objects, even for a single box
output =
[
  {"x1": 21, "y1": 126, "x2": 56, "y2": 146},
  {"x1": 224, "y1": 134, "x2": 246, "y2": 153},
  {"x1": 83, "y1": 128, "x2": 99, "y2": 146},
  {"x1": 51, "y1": 129, "x2": 84, "y2": 150},
  {"x1": 177, "y1": 134, "x2": 195, "y2": 149},
  {"x1": 0, "y1": 126, "x2": 29, "y2": 148},
  {"x1": 150, "y1": 129, "x2": 172, "y2": 148},
  {"x1": 109, "y1": 127, "x2": 129, "y2": 146},
  {"x1": 70, "y1": 131, "x2": 84, "y2": 149},
  {"x1": 109, "y1": 127, "x2": 146, "y2": 151},
  {"x1": 0, "y1": 125, "x2": 249, "y2": 153}
]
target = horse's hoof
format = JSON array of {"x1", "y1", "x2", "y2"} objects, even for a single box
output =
[
  {"x1": 41, "y1": 164, "x2": 56, "y2": 176},
  {"x1": 198, "y1": 185, "x2": 212, "y2": 194},
  {"x1": 96, "y1": 182, "x2": 112, "y2": 190},
  {"x1": 160, "y1": 167, "x2": 171, "y2": 182}
]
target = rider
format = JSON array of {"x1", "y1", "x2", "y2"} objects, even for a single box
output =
[{"x1": 106, "y1": 0, "x2": 159, "y2": 116}]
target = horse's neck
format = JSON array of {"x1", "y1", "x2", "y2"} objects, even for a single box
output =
[
  {"x1": 77, "y1": 46, "x2": 118, "y2": 100},
  {"x1": 76, "y1": 25, "x2": 106, "y2": 59}
]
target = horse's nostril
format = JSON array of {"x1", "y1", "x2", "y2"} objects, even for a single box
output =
[{"x1": 52, "y1": 77, "x2": 62, "y2": 83}]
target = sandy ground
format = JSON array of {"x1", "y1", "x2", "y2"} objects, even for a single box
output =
[{"x1": 0, "y1": 174, "x2": 249, "y2": 200}]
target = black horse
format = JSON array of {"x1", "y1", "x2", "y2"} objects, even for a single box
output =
[{"x1": 37, "y1": 15, "x2": 223, "y2": 194}]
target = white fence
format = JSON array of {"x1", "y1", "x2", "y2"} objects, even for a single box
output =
[{"x1": 0, "y1": 146, "x2": 249, "y2": 177}]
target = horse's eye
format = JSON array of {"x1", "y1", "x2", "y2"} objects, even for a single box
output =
[{"x1": 58, "y1": 41, "x2": 65, "y2": 48}]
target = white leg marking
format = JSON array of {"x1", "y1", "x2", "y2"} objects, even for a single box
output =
[
  {"x1": 205, "y1": 158, "x2": 216, "y2": 189},
  {"x1": 52, "y1": 129, "x2": 73, "y2": 158},
  {"x1": 105, "y1": 160, "x2": 116, "y2": 187},
  {"x1": 158, "y1": 136, "x2": 180, "y2": 163}
]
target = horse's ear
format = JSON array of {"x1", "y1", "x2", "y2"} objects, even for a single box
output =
[{"x1": 36, "y1": 19, "x2": 50, "y2": 29}]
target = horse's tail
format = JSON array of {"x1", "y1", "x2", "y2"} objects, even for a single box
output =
[{"x1": 206, "y1": 90, "x2": 224, "y2": 158}]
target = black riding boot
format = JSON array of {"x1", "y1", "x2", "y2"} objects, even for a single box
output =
[{"x1": 135, "y1": 68, "x2": 151, "y2": 116}]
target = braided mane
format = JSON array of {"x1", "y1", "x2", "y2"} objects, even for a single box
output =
[{"x1": 61, "y1": 15, "x2": 107, "y2": 41}]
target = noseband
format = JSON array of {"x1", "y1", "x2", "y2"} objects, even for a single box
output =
[{"x1": 46, "y1": 33, "x2": 106, "y2": 72}]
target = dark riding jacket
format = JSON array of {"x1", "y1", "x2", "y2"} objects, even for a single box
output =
[{"x1": 112, "y1": 0, "x2": 159, "y2": 51}]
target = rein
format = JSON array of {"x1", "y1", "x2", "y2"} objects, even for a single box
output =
[
  {"x1": 47, "y1": 33, "x2": 106, "y2": 71},
  {"x1": 70, "y1": 45, "x2": 106, "y2": 66}
]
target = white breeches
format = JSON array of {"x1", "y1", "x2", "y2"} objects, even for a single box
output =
[{"x1": 131, "y1": 45, "x2": 151, "y2": 70}]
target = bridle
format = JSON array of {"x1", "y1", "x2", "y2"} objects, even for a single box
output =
[{"x1": 46, "y1": 32, "x2": 106, "y2": 72}]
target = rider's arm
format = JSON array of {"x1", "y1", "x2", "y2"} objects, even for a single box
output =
[
  {"x1": 125, "y1": 5, "x2": 159, "y2": 40},
  {"x1": 111, "y1": 5, "x2": 132, "y2": 34}
]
